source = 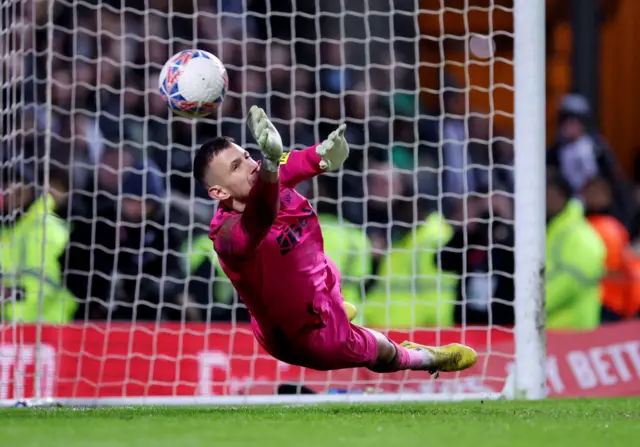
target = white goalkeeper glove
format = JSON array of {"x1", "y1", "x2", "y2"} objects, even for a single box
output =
[
  {"x1": 316, "y1": 124, "x2": 349, "y2": 171},
  {"x1": 247, "y1": 105, "x2": 283, "y2": 172}
]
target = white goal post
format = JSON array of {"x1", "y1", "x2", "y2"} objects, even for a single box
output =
[
  {"x1": 0, "y1": 0, "x2": 545, "y2": 407},
  {"x1": 513, "y1": 0, "x2": 547, "y2": 400}
]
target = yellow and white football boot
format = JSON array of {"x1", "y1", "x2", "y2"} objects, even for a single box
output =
[{"x1": 400, "y1": 341, "x2": 478, "y2": 377}]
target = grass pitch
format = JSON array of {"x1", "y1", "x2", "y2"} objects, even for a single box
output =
[{"x1": 1, "y1": 398, "x2": 639, "y2": 447}]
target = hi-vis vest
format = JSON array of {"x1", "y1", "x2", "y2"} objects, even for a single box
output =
[
  {"x1": 364, "y1": 212, "x2": 457, "y2": 328},
  {"x1": 0, "y1": 194, "x2": 77, "y2": 323},
  {"x1": 180, "y1": 234, "x2": 234, "y2": 305},
  {"x1": 546, "y1": 199, "x2": 605, "y2": 329},
  {"x1": 318, "y1": 214, "x2": 372, "y2": 312}
]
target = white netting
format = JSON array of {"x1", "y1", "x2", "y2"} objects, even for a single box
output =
[{"x1": 0, "y1": 0, "x2": 534, "y2": 405}]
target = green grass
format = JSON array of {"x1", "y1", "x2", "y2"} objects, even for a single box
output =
[{"x1": 1, "y1": 398, "x2": 640, "y2": 447}]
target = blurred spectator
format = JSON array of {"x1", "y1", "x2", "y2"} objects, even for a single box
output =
[
  {"x1": 438, "y1": 75, "x2": 514, "y2": 219},
  {"x1": 272, "y1": 94, "x2": 316, "y2": 151},
  {"x1": 364, "y1": 210, "x2": 456, "y2": 329},
  {"x1": 220, "y1": 68, "x2": 268, "y2": 148},
  {"x1": 0, "y1": 159, "x2": 77, "y2": 323},
  {"x1": 377, "y1": 51, "x2": 439, "y2": 176},
  {"x1": 268, "y1": 44, "x2": 294, "y2": 95},
  {"x1": 467, "y1": 117, "x2": 514, "y2": 194},
  {"x1": 249, "y1": 0, "x2": 318, "y2": 67},
  {"x1": 34, "y1": 64, "x2": 106, "y2": 191},
  {"x1": 438, "y1": 193, "x2": 516, "y2": 326},
  {"x1": 365, "y1": 159, "x2": 406, "y2": 250},
  {"x1": 179, "y1": 230, "x2": 250, "y2": 322},
  {"x1": 338, "y1": 81, "x2": 393, "y2": 226},
  {"x1": 65, "y1": 158, "x2": 198, "y2": 321},
  {"x1": 96, "y1": 148, "x2": 137, "y2": 196},
  {"x1": 361, "y1": 159, "x2": 458, "y2": 328},
  {"x1": 440, "y1": 75, "x2": 475, "y2": 219},
  {"x1": 545, "y1": 169, "x2": 605, "y2": 329},
  {"x1": 547, "y1": 93, "x2": 633, "y2": 228},
  {"x1": 582, "y1": 177, "x2": 640, "y2": 321}
]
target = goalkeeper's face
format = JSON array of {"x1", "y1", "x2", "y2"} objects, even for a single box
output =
[{"x1": 207, "y1": 143, "x2": 260, "y2": 202}]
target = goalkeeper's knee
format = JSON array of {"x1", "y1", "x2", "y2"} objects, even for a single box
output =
[{"x1": 344, "y1": 302, "x2": 357, "y2": 322}]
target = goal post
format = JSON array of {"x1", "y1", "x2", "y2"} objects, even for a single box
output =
[
  {"x1": 513, "y1": 0, "x2": 547, "y2": 400},
  {"x1": 0, "y1": 0, "x2": 546, "y2": 407}
]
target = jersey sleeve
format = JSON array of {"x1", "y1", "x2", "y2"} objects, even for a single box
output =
[
  {"x1": 214, "y1": 175, "x2": 280, "y2": 260},
  {"x1": 279, "y1": 144, "x2": 324, "y2": 188}
]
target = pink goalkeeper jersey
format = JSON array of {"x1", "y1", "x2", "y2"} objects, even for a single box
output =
[{"x1": 209, "y1": 145, "x2": 339, "y2": 337}]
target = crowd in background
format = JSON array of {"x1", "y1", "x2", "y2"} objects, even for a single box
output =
[{"x1": 1, "y1": 0, "x2": 640, "y2": 329}]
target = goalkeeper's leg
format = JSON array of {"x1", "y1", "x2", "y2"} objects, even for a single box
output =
[
  {"x1": 342, "y1": 301, "x2": 477, "y2": 375},
  {"x1": 364, "y1": 327, "x2": 477, "y2": 375},
  {"x1": 251, "y1": 296, "x2": 476, "y2": 374},
  {"x1": 283, "y1": 296, "x2": 477, "y2": 374}
]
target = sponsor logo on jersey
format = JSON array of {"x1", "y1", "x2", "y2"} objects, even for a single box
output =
[{"x1": 279, "y1": 152, "x2": 291, "y2": 165}]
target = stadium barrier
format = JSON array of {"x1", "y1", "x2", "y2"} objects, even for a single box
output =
[{"x1": 1, "y1": 320, "x2": 639, "y2": 405}]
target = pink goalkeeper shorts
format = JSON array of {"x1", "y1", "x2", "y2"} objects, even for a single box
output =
[{"x1": 251, "y1": 284, "x2": 379, "y2": 371}]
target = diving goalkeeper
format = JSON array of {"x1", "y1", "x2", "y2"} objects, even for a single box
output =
[{"x1": 193, "y1": 106, "x2": 477, "y2": 375}]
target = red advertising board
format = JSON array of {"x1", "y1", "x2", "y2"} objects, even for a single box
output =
[
  {"x1": 529, "y1": 321, "x2": 640, "y2": 397},
  {"x1": 0, "y1": 321, "x2": 639, "y2": 400}
]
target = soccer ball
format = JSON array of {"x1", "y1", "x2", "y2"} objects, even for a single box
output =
[{"x1": 159, "y1": 49, "x2": 228, "y2": 118}]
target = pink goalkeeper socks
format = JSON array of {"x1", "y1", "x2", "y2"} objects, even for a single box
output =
[{"x1": 393, "y1": 344, "x2": 425, "y2": 369}]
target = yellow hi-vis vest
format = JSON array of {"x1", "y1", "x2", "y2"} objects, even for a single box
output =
[
  {"x1": 546, "y1": 199, "x2": 605, "y2": 329},
  {"x1": 318, "y1": 214, "x2": 372, "y2": 313},
  {"x1": 1, "y1": 194, "x2": 77, "y2": 323},
  {"x1": 363, "y1": 212, "x2": 457, "y2": 328}
]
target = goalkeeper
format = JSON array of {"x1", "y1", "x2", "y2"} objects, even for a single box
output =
[{"x1": 193, "y1": 106, "x2": 477, "y2": 374}]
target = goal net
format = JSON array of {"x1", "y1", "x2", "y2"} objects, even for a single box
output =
[{"x1": 0, "y1": 0, "x2": 545, "y2": 406}]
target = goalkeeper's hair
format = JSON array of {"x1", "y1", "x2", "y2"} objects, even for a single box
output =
[{"x1": 193, "y1": 136, "x2": 235, "y2": 187}]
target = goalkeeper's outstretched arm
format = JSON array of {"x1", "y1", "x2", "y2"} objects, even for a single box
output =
[
  {"x1": 241, "y1": 106, "x2": 283, "y2": 245},
  {"x1": 215, "y1": 106, "x2": 283, "y2": 259},
  {"x1": 280, "y1": 124, "x2": 349, "y2": 188},
  {"x1": 216, "y1": 172, "x2": 280, "y2": 259}
]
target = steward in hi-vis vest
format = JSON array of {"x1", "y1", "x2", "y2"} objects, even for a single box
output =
[
  {"x1": 364, "y1": 212, "x2": 457, "y2": 328},
  {"x1": 546, "y1": 170, "x2": 606, "y2": 329},
  {"x1": 1, "y1": 165, "x2": 76, "y2": 323}
]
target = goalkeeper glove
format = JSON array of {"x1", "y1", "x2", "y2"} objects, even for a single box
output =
[
  {"x1": 247, "y1": 105, "x2": 283, "y2": 172},
  {"x1": 316, "y1": 124, "x2": 349, "y2": 171}
]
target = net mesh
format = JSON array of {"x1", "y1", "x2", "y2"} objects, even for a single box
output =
[{"x1": 0, "y1": 0, "x2": 518, "y2": 402}]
